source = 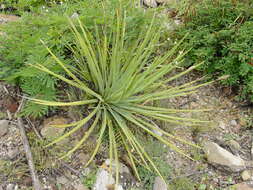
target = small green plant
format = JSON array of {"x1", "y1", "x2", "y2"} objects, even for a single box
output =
[
  {"x1": 28, "y1": 7, "x2": 211, "y2": 185},
  {"x1": 169, "y1": 178, "x2": 196, "y2": 190},
  {"x1": 137, "y1": 137, "x2": 171, "y2": 189},
  {"x1": 82, "y1": 169, "x2": 98, "y2": 189}
]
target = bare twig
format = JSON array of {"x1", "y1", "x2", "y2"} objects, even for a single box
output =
[
  {"x1": 61, "y1": 161, "x2": 81, "y2": 176},
  {"x1": 18, "y1": 117, "x2": 42, "y2": 190},
  {"x1": 26, "y1": 117, "x2": 43, "y2": 140},
  {"x1": 15, "y1": 97, "x2": 25, "y2": 117},
  {"x1": 16, "y1": 97, "x2": 42, "y2": 190}
]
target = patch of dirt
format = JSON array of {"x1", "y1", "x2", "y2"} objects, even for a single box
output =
[
  {"x1": 1, "y1": 70, "x2": 252, "y2": 190},
  {"x1": 0, "y1": 14, "x2": 19, "y2": 24}
]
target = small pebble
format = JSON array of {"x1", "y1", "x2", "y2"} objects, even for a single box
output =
[{"x1": 230, "y1": 120, "x2": 237, "y2": 126}]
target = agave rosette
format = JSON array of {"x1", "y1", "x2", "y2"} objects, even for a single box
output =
[{"x1": 30, "y1": 10, "x2": 211, "y2": 183}]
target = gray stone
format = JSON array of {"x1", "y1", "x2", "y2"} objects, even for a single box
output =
[
  {"x1": 203, "y1": 141, "x2": 246, "y2": 172},
  {"x1": 143, "y1": 0, "x2": 157, "y2": 7},
  {"x1": 153, "y1": 176, "x2": 167, "y2": 190},
  {"x1": 0, "y1": 120, "x2": 9, "y2": 137},
  {"x1": 242, "y1": 170, "x2": 253, "y2": 181}
]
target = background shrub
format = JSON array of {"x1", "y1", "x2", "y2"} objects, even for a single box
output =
[{"x1": 173, "y1": 0, "x2": 253, "y2": 101}]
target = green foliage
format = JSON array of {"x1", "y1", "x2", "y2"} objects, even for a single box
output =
[
  {"x1": 0, "y1": 0, "x2": 65, "y2": 14},
  {"x1": 28, "y1": 132, "x2": 63, "y2": 171},
  {"x1": 82, "y1": 169, "x2": 98, "y2": 189},
  {"x1": 174, "y1": 0, "x2": 253, "y2": 101},
  {"x1": 138, "y1": 138, "x2": 171, "y2": 189},
  {"x1": 30, "y1": 5, "x2": 209, "y2": 183},
  {"x1": 0, "y1": 0, "x2": 159, "y2": 117},
  {"x1": 0, "y1": 157, "x2": 29, "y2": 183},
  {"x1": 169, "y1": 178, "x2": 195, "y2": 190}
]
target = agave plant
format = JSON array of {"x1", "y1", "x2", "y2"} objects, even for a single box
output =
[{"x1": 29, "y1": 10, "x2": 210, "y2": 184}]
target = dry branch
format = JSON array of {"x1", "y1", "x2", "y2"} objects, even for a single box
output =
[{"x1": 18, "y1": 117, "x2": 42, "y2": 190}]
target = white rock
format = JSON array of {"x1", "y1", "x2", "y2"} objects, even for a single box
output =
[
  {"x1": 153, "y1": 176, "x2": 167, "y2": 190},
  {"x1": 6, "y1": 184, "x2": 14, "y2": 190},
  {"x1": 203, "y1": 141, "x2": 246, "y2": 172},
  {"x1": 93, "y1": 169, "x2": 123, "y2": 190},
  {"x1": 143, "y1": 0, "x2": 157, "y2": 7}
]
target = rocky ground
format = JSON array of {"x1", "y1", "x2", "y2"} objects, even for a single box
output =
[
  {"x1": 0, "y1": 72, "x2": 253, "y2": 190},
  {"x1": 0, "y1": 10, "x2": 253, "y2": 190}
]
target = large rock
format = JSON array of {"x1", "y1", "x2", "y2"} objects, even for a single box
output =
[
  {"x1": 230, "y1": 181, "x2": 253, "y2": 190},
  {"x1": 203, "y1": 141, "x2": 246, "y2": 172},
  {"x1": 153, "y1": 176, "x2": 167, "y2": 190}
]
